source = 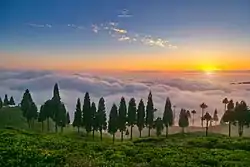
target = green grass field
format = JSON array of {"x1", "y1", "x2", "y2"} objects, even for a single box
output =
[{"x1": 1, "y1": 107, "x2": 250, "y2": 166}]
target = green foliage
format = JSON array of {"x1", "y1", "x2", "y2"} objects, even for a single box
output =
[
  {"x1": 91, "y1": 102, "x2": 97, "y2": 138},
  {"x1": 0, "y1": 97, "x2": 2, "y2": 109},
  {"x1": 137, "y1": 99, "x2": 145, "y2": 137},
  {"x1": 154, "y1": 117, "x2": 164, "y2": 136},
  {"x1": 83, "y1": 92, "x2": 91, "y2": 132},
  {"x1": 178, "y1": 109, "x2": 189, "y2": 132},
  {"x1": 96, "y1": 97, "x2": 107, "y2": 140},
  {"x1": 118, "y1": 97, "x2": 127, "y2": 141},
  {"x1": 9, "y1": 96, "x2": 15, "y2": 105},
  {"x1": 4, "y1": 94, "x2": 9, "y2": 106},
  {"x1": 73, "y1": 98, "x2": 82, "y2": 133},
  {"x1": 146, "y1": 91, "x2": 155, "y2": 137},
  {"x1": 66, "y1": 112, "x2": 70, "y2": 125},
  {"x1": 163, "y1": 97, "x2": 173, "y2": 137},
  {"x1": 108, "y1": 104, "x2": 118, "y2": 141},
  {"x1": 127, "y1": 98, "x2": 136, "y2": 140}
]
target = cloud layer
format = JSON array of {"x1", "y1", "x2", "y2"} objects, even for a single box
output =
[{"x1": 1, "y1": 70, "x2": 249, "y2": 126}]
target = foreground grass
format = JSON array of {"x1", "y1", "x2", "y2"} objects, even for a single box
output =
[{"x1": 1, "y1": 128, "x2": 250, "y2": 167}]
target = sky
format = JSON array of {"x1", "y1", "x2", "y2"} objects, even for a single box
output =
[{"x1": 1, "y1": 0, "x2": 250, "y2": 71}]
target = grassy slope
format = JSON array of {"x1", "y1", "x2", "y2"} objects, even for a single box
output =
[{"x1": 1, "y1": 128, "x2": 250, "y2": 167}]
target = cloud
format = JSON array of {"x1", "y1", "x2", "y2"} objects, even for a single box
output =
[
  {"x1": 118, "y1": 35, "x2": 130, "y2": 41},
  {"x1": 28, "y1": 23, "x2": 52, "y2": 28},
  {"x1": 112, "y1": 28, "x2": 127, "y2": 34},
  {"x1": 67, "y1": 24, "x2": 85, "y2": 30},
  {"x1": 1, "y1": 70, "x2": 250, "y2": 126},
  {"x1": 91, "y1": 24, "x2": 99, "y2": 33},
  {"x1": 117, "y1": 9, "x2": 133, "y2": 18}
]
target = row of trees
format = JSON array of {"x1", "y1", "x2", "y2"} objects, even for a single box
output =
[{"x1": 0, "y1": 95, "x2": 15, "y2": 108}]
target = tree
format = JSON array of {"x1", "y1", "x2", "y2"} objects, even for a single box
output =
[
  {"x1": 96, "y1": 97, "x2": 107, "y2": 141},
  {"x1": 213, "y1": 109, "x2": 219, "y2": 125},
  {"x1": 57, "y1": 103, "x2": 67, "y2": 133},
  {"x1": 200, "y1": 103, "x2": 208, "y2": 127},
  {"x1": 146, "y1": 91, "x2": 155, "y2": 137},
  {"x1": 91, "y1": 102, "x2": 97, "y2": 139},
  {"x1": 9, "y1": 96, "x2": 15, "y2": 106},
  {"x1": 178, "y1": 109, "x2": 189, "y2": 133},
  {"x1": 38, "y1": 105, "x2": 46, "y2": 132},
  {"x1": 186, "y1": 110, "x2": 191, "y2": 124},
  {"x1": 191, "y1": 110, "x2": 196, "y2": 126},
  {"x1": 27, "y1": 102, "x2": 38, "y2": 128},
  {"x1": 43, "y1": 99, "x2": 54, "y2": 132},
  {"x1": 137, "y1": 99, "x2": 145, "y2": 138},
  {"x1": 52, "y1": 83, "x2": 61, "y2": 133},
  {"x1": 221, "y1": 99, "x2": 235, "y2": 137},
  {"x1": 154, "y1": 117, "x2": 164, "y2": 137},
  {"x1": 4, "y1": 94, "x2": 9, "y2": 106},
  {"x1": 222, "y1": 98, "x2": 229, "y2": 113},
  {"x1": 127, "y1": 98, "x2": 137, "y2": 140},
  {"x1": 66, "y1": 112, "x2": 70, "y2": 125},
  {"x1": 234, "y1": 101, "x2": 249, "y2": 137},
  {"x1": 118, "y1": 97, "x2": 127, "y2": 142},
  {"x1": 73, "y1": 98, "x2": 82, "y2": 133},
  {"x1": 83, "y1": 92, "x2": 91, "y2": 134},
  {"x1": 0, "y1": 97, "x2": 2, "y2": 109},
  {"x1": 202, "y1": 112, "x2": 212, "y2": 136},
  {"x1": 108, "y1": 104, "x2": 118, "y2": 143},
  {"x1": 163, "y1": 97, "x2": 174, "y2": 137}
]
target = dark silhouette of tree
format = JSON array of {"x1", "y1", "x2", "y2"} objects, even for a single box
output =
[
  {"x1": 9, "y1": 96, "x2": 15, "y2": 105},
  {"x1": 43, "y1": 99, "x2": 54, "y2": 132},
  {"x1": 125, "y1": 129, "x2": 129, "y2": 138},
  {"x1": 27, "y1": 102, "x2": 38, "y2": 128},
  {"x1": 91, "y1": 102, "x2": 97, "y2": 139},
  {"x1": 213, "y1": 109, "x2": 219, "y2": 125},
  {"x1": 234, "y1": 101, "x2": 249, "y2": 137},
  {"x1": 222, "y1": 98, "x2": 229, "y2": 113},
  {"x1": 200, "y1": 103, "x2": 208, "y2": 127},
  {"x1": 127, "y1": 98, "x2": 136, "y2": 140},
  {"x1": 154, "y1": 117, "x2": 164, "y2": 137},
  {"x1": 118, "y1": 97, "x2": 127, "y2": 142},
  {"x1": 178, "y1": 109, "x2": 189, "y2": 133},
  {"x1": 4, "y1": 94, "x2": 9, "y2": 106},
  {"x1": 108, "y1": 104, "x2": 118, "y2": 143},
  {"x1": 221, "y1": 99, "x2": 235, "y2": 137},
  {"x1": 137, "y1": 99, "x2": 145, "y2": 138},
  {"x1": 186, "y1": 110, "x2": 191, "y2": 124},
  {"x1": 96, "y1": 97, "x2": 107, "y2": 141},
  {"x1": 38, "y1": 105, "x2": 46, "y2": 132},
  {"x1": 191, "y1": 110, "x2": 196, "y2": 126},
  {"x1": 83, "y1": 92, "x2": 91, "y2": 134},
  {"x1": 202, "y1": 112, "x2": 212, "y2": 136},
  {"x1": 58, "y1": 103, "x2": 67, "y2": 133},
  {"x1": 66, "y1": 112, "x2": 70, "y2": 125},
  {"x1": 51, "y1": 83, "x2": 62, "y2": 133},
  {"x1": 0, "y1": 97, "x2": 2, "y2": 109},
  {"x1": 163, "y1": 97, "x2": 173, "y2": 137},
  {"x1": 146, "y1": 91, "x2": 155, "y2": 137},
  {"x1": 73, "y1": 98, "x2": 82, "y2": 133}
]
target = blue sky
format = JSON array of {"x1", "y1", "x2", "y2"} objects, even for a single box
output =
[{"x1": 0, "y1": 0, "x2": 250, "y2": 71}]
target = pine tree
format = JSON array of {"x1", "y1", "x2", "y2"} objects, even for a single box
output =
[
  {"x1": 213, "y1": 109, "x2": 219, "y2": 125},
  {"x1": 127, "y1": 98, "x2": 137, "y2": 140},
  {"x1": 73, "y1": 98, "x2": 82, "y2": 133},
  {"x1": 58, "y1": 103, "x2": 67, "y2": 133},
  {"x1": 66, "y1": 112, "x2": 70, "y2": 125},
  {"x1": 154, "y1": 117, "x2": 164, "y2": 137},
  {"x1": 146, "y1": 91, "x2": 155, "y2": 137},
  {"x1": 9, "y1": 96, "x2": 15, "y2": 105},
  {"x1": 118, "y1": 97, "x2": 127, "y2": 142},
  {"x1": 43, "y1": 99, "x2": 54, "y2": 132},
  {"x1": 221, "y1": 99, "x2": 235, "y2": 137},
  {"x1": 108, "y1": 104, "x2": 118, "y2": 143},
  {"x1": 4, "y1": 94, "x2": 9, "y2": 106},
  {"x1": 137, "y1": 99, "x2": 145, "y2": 138},
  {"x1": 234, "y1": 101, "x2": 249, "y2": 137},
  {"x1": 163, "y1": 97, "x2": 174, "y2": 137},
  {"x1": 52, "y1": 83, "x2": 61, "y2": 133},
  {"x1": 178, "y1": 109, "x2": 189, "y2": 134},
  {"x1": 38, "y1": 105, "x2": 46, "y2": 132},
  {"x1": 91, "y1": 102, "x2": 97, "y2": 139},
  {"x1": 96, "y1": 97, "x2": 107, "y2": 141},
  {"x1": 27, "y1": 102, "x2": 38, "y2": 128},
  {"x1": 0, "y1": 97, "x2": 2, "y2": 109},
  {"x1": 83, "y1": 92, "x2": 91, "y2": 135}
]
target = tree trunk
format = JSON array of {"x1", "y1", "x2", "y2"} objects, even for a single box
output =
[
  {"x1": 192, "y1": 114, "x2": 195, "y2": 126},
  {"x1": 205, "y1": 121, "x2": 208, "y2": 136},
  {"x1": 182, "y1": 127, "x2": 185, "y2": 134},
  {"x1": 77, "y1": 126, "x2": 80, "y2": 134},
  {"x1": 148, "y1": 127, "x2": 151, "y2": 137},
  {"x1": 121, "y1": 131, "x2": 124, "y2": 142},
  {"x1": 47, "y1": 118, "x2": 50, "y2": 132},
  {"x1": 229, "y1": 122, "x2": 231, "y2": 137},
  {"x1": 100, "y1": 130, "x2": 103, "y2": 141},
  {"x1": 201, "y1": 109, "x2": 204, "y2": 127},
  {"x1": 130, "y1": 126, "x2": 133, "y2": 140},
  {"x1": 41, "y1": 121, "x2": 44, "y2": 132},
  {"x1": 165, "y1": 126, "x2": 168, "y2": 138},
  {"x1": 113, "y1": 134, "x2": 115, "y2": 143},
  {"x1": 92, "y1": 129, "x2": 95, "y2": 140},
  {"x1": 139, "y1": 130, "x2": 142, "y2": 138},
  {"x1": 238, "y1": 124, "x2": 243, "y2": 137}
]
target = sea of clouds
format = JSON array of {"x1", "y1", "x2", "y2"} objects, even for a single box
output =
[{"x1": 0, "y1": 69, "x2": 249, "y2": 126}]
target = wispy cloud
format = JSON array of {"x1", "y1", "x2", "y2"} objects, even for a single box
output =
[
  {"x1": 67, "y1": 24, "x2": 85, "y2": 29},
  {"x1": 28, "y1": 23, "x2": 52, "y2": 28},
  {"x1": 112, "y1": 28, "x2": 127, "y2": 34},
  {"x1": 118, "y1": 35, "x2": 130, "y2": 41},
  {"x1": 117, "y1": 9, "x2": 133, "y2": 18},
  {"x1": 91, "y1": 24, "x2": 100, "y2": 33}
]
